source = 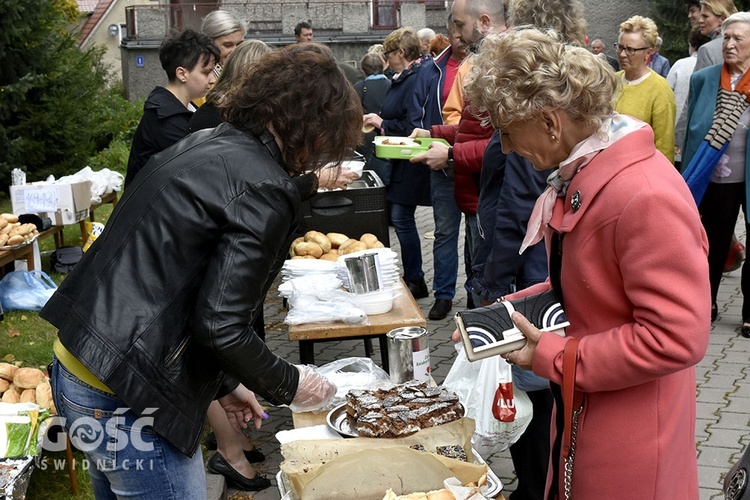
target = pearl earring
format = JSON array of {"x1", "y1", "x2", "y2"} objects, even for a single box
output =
[{"x1": 551, "y1": 134, "x2": 559, "y2": 143}]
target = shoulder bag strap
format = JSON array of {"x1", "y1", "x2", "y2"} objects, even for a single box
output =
[{"x1": 562, "y1": 337, "x2": 583, "y2": 500}]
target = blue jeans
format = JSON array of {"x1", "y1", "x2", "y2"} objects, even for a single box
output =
[
  {"x1": 391, "y1": 203, "x2": 424, "y2": 283},
  {"x1": 431, "y1": 170, "x2": 462, "y2": 300},
  {"x1": 49, "y1": 358, "x2": 206, "y2": 499}
]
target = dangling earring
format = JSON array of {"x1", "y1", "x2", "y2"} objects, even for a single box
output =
[{"x1": 551, "y1": 134, "x2": 559, "y2": 143}]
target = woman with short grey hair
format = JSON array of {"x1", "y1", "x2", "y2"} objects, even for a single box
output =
[{"x1": 200, "y1": 10, "x2": 246, "y2": 71}]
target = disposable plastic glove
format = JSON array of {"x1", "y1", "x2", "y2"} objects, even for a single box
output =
[{"x1": 288, "y1": 364, "x2": 337, "y2": 413}]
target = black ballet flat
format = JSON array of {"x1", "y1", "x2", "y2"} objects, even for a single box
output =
[
  {"x1": 206, "y1": 452, "x2": 271, "y2": 492},
  {"x1": 741, "y1": 324, "x2": 750, "y2": 339}
]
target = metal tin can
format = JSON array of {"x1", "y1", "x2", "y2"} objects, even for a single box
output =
[{"x1": 387, "y1": 327, "x2": 430, "y2": 383}]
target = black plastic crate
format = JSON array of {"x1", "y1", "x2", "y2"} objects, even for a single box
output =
[{"x1": 300, "y1": 170, "x2": 390, "y2": 246}]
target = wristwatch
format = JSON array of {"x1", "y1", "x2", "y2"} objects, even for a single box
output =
[{"x1": 447, "y1": 146, "x2": 455, "y2": 168}]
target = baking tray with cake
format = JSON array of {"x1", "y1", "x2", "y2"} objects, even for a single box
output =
[{"x1": 373, "y1": 136, "x2": 450, "y2": 160}]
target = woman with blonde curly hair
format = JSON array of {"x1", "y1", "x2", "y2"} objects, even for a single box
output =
[
  {"x1": 463, "y1": 27, "x2": 710, "y2": 498},
  {"x1": 508, "y1": 0, "x2": 587, "y2": 45},
  {"x1": 614, "y1": 15, "x2": 677, "y2": 162}
]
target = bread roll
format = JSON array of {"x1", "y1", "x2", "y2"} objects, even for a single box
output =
[
  {"x1": 0, "y1": 224, "x2": 13, "y2": 236},
  {"x1": 20, "y1": 388, "x2": 36, "y2": 403},
  {"x1": 14, "y1": 367, "x2": 46, "y2": 389},
  {"x1": 294, "y1": 241, "x2": 323, "y2": 258},
  {"x1": 0, "y1": 379, "x2": 9, "y2": 393},
  {"x1": 289, "y1": 236, "x2": 305, "y2": 257},
  {"x1": 326, "y1": 233, "x2": 349, "y2": 249},
  {"x1": 337, "y1": 238, "x2": 359, "y2": 255},
  {"x1": 0, "y1": 234, "x2": 8, "y2": 247},
  {"x1": 319, "y1": 251, "x2": 340, "y2": 262},
  {"x1": 36, "y1": 380, "x2": 54, "y2": 410},
  {"x1": 0, "y1": 363, "x2": 18, "y2": 381},
  {"x1": 360, "y1": 233, "x2": 379, "y2": 248},
  {"x1": 2, "y1": 388, "x2": 19, "y2": 403},
  {"x1": 0, "y1": 217, "x2": 7, "y2": 230},
  {"x1": 341, "y1": 241, "x2": 368, "y2": 255},
  {"x1": 7, "y1": 234, "x2": 25, "y2": 246},
  {"x1": 304, "y1": 231, "x2": 332, "y2": 254},
  {"x1": 371, "y1": 241, "x2": 385, "y2": 249},
  {"x1": 1, "y1": 213, "x2": 19, "y2": 224}
]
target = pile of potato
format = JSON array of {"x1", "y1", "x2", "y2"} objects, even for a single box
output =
[
  {"x1": 0, "y1": 363, "x2": 56, "y2": 413},
  {"x1": 290, "y1": 231, "x2": 385, "y2": 262},
  {"x1": 0, "y1": 213, "x2": 39, "y2": 247}
]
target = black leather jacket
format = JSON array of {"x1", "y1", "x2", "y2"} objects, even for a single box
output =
[{"x1": 41, "y1": 124, "x2": 300, "y2": 456}]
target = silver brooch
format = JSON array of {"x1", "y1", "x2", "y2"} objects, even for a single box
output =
[{"x1": 571, "y1": 190, "x2": 582, "y2": 212}]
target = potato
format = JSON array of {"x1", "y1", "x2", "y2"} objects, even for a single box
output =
[
  {"x1": 14, "y1": 367, "x2": 46, "y2": 389},
  {"x1": 1, "y1": 213, "x2": 18, "y2": 224},
  {"x1": 0, "y1": 379, "x2": 8, "y2": 393},
  {"x1": 0, "y1": 363, "x2": 18, "y2": 381},
  {"x1": 360, "y1": 233, "x2": 379, "y2": 247},
  {"x1": 337, "y1": 238, "x2": 359, "y2": 255},
  {"x1": 326, "y1": 232, "x2": 350, "y2": 249},
  {"x1": 341, "y1": 241, "x2": 368, "y2": 254},
  {"x1": 20, "y1": 388, "x2": 36, "y2": 404},
  {"x1": 294, "y1": 241, "x2": 323, "y2": 258},
  {"x1": 319, "y1": 251, "x2": 340, "y2": 262},
  {"x1": 289, "y1": 236, "x2": 305, "y2": 257},
  {"x1": 1, "y1": 389, "x2": 19, "y2": 404},
  {"x1": 304, "y1": 231, "x2": 332, "y2": 254}
]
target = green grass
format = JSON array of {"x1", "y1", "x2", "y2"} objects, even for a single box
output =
[{"x1": 0, "y1": 194, "x2": 116, "y2": 499}]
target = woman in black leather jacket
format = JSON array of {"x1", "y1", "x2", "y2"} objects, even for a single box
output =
[{"x1": 41, "y1": 43, "x2": 362, "y2": 499}]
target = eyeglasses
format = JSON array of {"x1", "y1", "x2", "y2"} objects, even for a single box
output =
[
  {"x1": 383, "y1": 48, "x2": 398, "y2": 57},
  {"x1": 614, "y1": 43, "x2": 651, "y2": 55}
]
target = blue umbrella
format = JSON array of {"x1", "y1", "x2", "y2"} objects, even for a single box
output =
[{"x1": 682, "y1": 140, "x2": 729, "y2": 206}]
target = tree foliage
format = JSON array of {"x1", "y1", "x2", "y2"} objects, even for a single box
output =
[
  {"x1": 0, "y1": 0, "x2": 138, "y2": 189},
  {"x1": 651, "y1": 0, "x2": 750, "y2": 64}
]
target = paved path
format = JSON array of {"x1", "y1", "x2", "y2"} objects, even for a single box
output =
[{"x1": 216, "y1": 208, "x2": 749, "y2": 500}]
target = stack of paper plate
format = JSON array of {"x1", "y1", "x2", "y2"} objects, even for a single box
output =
[{"x1": 280, "y1": 259, "x2": 338, "y2": 283}]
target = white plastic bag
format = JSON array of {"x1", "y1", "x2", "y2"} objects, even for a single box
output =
[
  {"x1": 317, "y1": 357, "x2": 391, "y2": 410},
  {"x1": 442, "y1": 343, "x2": 532, "y2": 456},
  {"x1": 284, "y1": 289, "x2": 368, "y2": 325}
]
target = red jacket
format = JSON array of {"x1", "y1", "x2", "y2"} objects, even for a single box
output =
[{"x1": 430, "y1": 104, "x2": 493, "y2": 214}]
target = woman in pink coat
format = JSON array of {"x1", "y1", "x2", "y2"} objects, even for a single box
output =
[{"x1": 464, "y1": 28, "x2": 711, "y2": 498}]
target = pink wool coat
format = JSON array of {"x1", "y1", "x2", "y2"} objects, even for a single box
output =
[{"x1": 512, "y1": 126, "x2": 710, "y2": 499}]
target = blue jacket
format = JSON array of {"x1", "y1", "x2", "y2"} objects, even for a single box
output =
[
  {"x1": 380, "y1": 57, "x2": 432, "y2": 206},
  {"x1": 683, "y1": 64, "x2": 750, "y2": 207},
  {"x1": 412, "y1": 46, "x2": 453, "y2": 129},
  {"x1": 471, "y1": 131, "x2": 549, "y2": 391}
]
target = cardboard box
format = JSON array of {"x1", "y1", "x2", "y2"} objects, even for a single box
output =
[{"x1": 10, "y1": 181, "x2": 92, "y2": 226}]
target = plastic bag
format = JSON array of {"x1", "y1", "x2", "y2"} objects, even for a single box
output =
[
  {"x1": 56, "y1": 166, "x2": 123, "y2": 204},
  {"x1": 316, "y1": 357, "x2": 391, "y2": 410},
  {"x1": 285, "y1": 289, "x2": 368, "y2": 325},
  {"x1": 0, "y1": 271, "x2": 57, "y2": 312},
  {"x1": 442, "y1": 343, "x2": 532, "y2": 456}
]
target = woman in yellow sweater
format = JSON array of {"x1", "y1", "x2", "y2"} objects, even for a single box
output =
[{"x1": 614, "y1": 16, "x2": 676, "y2": 163}]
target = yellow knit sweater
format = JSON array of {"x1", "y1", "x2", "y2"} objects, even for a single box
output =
[{"x1": 614, "y1": 69, "x2": 676, "y2": 163}]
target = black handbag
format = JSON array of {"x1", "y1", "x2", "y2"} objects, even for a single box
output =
[
  {"x1": 725, "y1": 444, "x2": 750, "y2": 499},
  {"x1": 49, "y1": 246, "x2": 83, "y2": 274}
]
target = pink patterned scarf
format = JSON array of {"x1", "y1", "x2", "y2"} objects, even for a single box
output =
[{"x1": 519, "y1": 114, "x2": 646, "y2": 254}]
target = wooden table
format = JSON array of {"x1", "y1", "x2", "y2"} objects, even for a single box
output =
[
  {"x1": 287, "y1": 279, "x2": 426, "y2": 371},
  {"x1": 0, "y1": 243, "x2": 35, "y2": 276}
]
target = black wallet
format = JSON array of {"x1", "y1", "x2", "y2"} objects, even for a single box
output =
[{"x1": 455, "y1": 289, "x2": 569, "y2": 361}]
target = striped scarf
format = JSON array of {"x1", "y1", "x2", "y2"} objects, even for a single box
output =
[{"x1": 705, "y1": 65, "x2": 750, "y2": 150}]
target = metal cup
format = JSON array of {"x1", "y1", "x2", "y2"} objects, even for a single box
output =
[
  {"x1": 360, "y1": 253, "x2": 381, "y2": 292},
  {"x1": 387, "y1": 327, "x2": 430, "y2": 383}
]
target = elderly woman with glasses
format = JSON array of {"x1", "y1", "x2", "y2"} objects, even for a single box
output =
[
  {"x1": 463, "y1": 27, "x2": 709, "y2": 499},
  {"x1": 682, "y1": 12, "x2": 750, "y2": 336},
  {"x1": 614, "y1": 15, "x2": 677, "y2": 163}
]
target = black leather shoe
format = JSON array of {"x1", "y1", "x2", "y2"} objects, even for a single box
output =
[
  {"x1": 206, "y1": 452, "x2": 271, "y2": 492},
  {"x1": 428, "y1": 299, "x2": 453, "y2": 320},
  {"x1": 711, "y1": 303, "x2": 718, "y2": 323},
  {"x1": 203, "y1": 433, "x2": 265, "y2": 463},
  {"x1": 406, "y1": 278, "x2": 429, "y2": 299},
  {"x1": 741, "y1": 325, "x2": 750, "y2": 339}
]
